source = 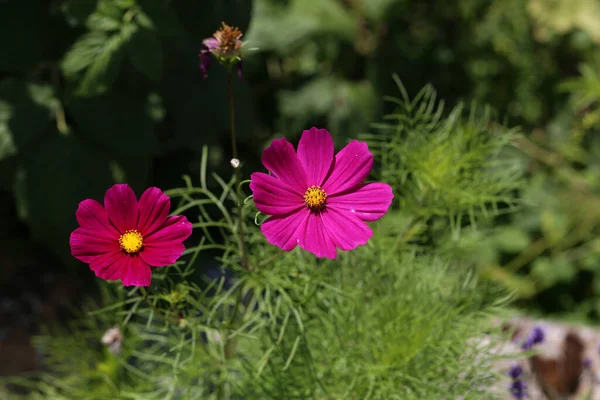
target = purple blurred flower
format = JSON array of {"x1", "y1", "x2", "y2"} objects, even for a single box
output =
[
  {"x1": 509, "y1": 379, "x2": 527, "y2": 399},
  {"x1": 508, "y1": 363, "x2": 523, "y2": 380},
  {"x1": 584, "y1": 358, "x2": 592, "y2": 368},
  {"x1": 522, "y1": 326, "x2": 545, "y2": 350}
]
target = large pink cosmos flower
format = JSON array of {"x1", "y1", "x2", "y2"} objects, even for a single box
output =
[
  {"x1": 250, "y1": 127, "x2": 394, "y2": 259},
  {"x1": 69, "y1": 184, "x2": 192, "y2": 287}
]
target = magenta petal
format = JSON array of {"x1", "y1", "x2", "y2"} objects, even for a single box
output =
[
  {"x1": 320, "y1": 208, "x2": 373, "y2": 251},
  {"x1": 262, "y1": 138, "x2": 308, "y2": 194},
  {"x1": 260, "y1": 209, "x2": 310, "y2": 251},
  {"x1": 89, "y1": 253, "x2": 152, "y2": 286},
  {"x1": 301, "y1": 213, "x2": 338, "y2": 259},
  {"x1": 250, "y1": 172, "x2": 304, "y2": 216},
  {"x1": 70, "y1": 228, "x2": 120, "y2": 262},
  {"x1": 141, "y1": 243, "x2": 185, "y2": 267},
  {"x1": 120, "y1": 255, "x2": 152, "y2": 287},
  {"x1": 75, "y1": 199, "x2": 120, "y2": 238},
  {"x1": 145, "y1": 215, "x2": 192, "y2": 245},
  {"x1": 322, "y1": 140, "x2": 373, "y2": 195},
  {"x1": 138, "y1": 187, "x2": 170, "y2": 236},
  {"x1": 104, "y1": 184, "x2": 139, "y2": 233},
  {"x1": 89, "y1": 251, "x2": 128, "y2": 280},
  {"x1": 297, "y1": 127, "x2": 334, "y2": 186},
  {"x1": 328, "y1": 183, "x2": 394, "y2": 221}
]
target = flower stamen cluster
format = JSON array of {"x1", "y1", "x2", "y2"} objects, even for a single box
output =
[
  {"x1": 119, "y1": 229, "x2": 144, "y2": 254},
  {"x1": 212, "y1": 22, "x2": 243, "y2": 58},
  {"x1": 199, "y1": 22, "x2": 244, "y2": 78},
  {"x1": 304, "y1": 185, "x2": 327, "y2": 211}
]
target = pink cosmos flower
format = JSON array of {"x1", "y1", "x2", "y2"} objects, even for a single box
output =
[
  {"x1": 69, "y1": 184, "x2": 192, "y2": 286},
  {"x1": 250, "y1": 127, "x2": 394, "y2": 259}
]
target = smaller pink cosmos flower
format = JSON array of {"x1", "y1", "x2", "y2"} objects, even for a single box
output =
[
  {"x1": 69, "y1": 184, "x2": 192, "y2": 287},
  {"x1": 250, "y1": 127, "x2": 394, "y2": 259}
]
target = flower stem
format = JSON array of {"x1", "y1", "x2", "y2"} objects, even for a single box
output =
[
  {"x1": 228, "y1": 70, "x2": 249, "y2": 270},
  {"x1": 218, "y1": 70, "x2": 254, "y2": 400}
]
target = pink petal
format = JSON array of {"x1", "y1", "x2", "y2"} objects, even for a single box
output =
[
  {"x1": 145, "y1": 215, "x2": 192, "y2": 245},
  {"x1": 120, "y1": 255, "x2": 152, "y2": 287},
  {"x1": 322, "y1": 140, "x2": 373, "y2": 195},
  {"x1": 260, "y1": 209, "x2": 310, "y2": 251},
  {"x1": 91, "y1": 253, "x2": 151, "y2": 286},
  {"x1": 140, "y1": 243, "x2": 185, "y2": 267},
  {"x1": 297, "y1": 127, "x2": 334, "y2": 186},
  {"x1": 89, "y1": 250, "x2": 128, "y2": 280},
  {"x1": 203, "y1": 37, "x2": 219, "y2": 51},
  {"x1": 300, "y1": 213, "x2": 338, "y2": 259},
  {"x1": 328, "y1": 183, "x2": 394, "y2": 221},
  {"x1": 104, "y1": 184, "x2": 139, "y2": 233},
  {"x1": 138, "y1": 187, "x2": 170, "y2": 236},
  {"x1": 320, "y1": 207, "x2": 373, "y2": 251},
  {"x1": 70, "y1": 227, "x2": 120, "y2": 262},
  {"x1": 250, "y1": 172, "x2": 304, "y2": 216},
  {"x1": 75, "y1": 199, "x2": 120, "y2": 238},
  {"x1": 262, "y1": 138, "x2": 307, "y2": 194}
]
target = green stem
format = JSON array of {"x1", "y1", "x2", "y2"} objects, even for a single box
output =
[
  {"x1": 218, "y1": 68, "x2": 254, "y2": 400},
  {"x1": 228, "y1": 70, "x2": 249, "y2": 270}
]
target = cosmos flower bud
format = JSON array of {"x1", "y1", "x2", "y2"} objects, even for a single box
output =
[{"x1": 199, "y1": 22, "x2": 244, "y2": 78}]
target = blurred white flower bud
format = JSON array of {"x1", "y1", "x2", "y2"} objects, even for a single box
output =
[
  {"x1": 230, "y1": 158, "x2": 240, "y2": 168},
  {"x1": 101, "y1": 326, "x2": 123, "y2": 354}
]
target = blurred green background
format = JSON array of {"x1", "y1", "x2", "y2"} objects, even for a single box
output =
[{"x1": 2, "y1": 0, "x2": 600, "y2": 320}]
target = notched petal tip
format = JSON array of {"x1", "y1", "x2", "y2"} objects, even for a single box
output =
[
  {"x1": 322, "y1": 139, "x2": 374, "y2": 195},
  {"x1": 297, "y1": 127, "x2": 334, "y2": 186},
  {"x1": 104, "y1": 183, "x2": 139, "y2": 233},
  {"x1": 138, "y1": 186, "x2": 171, "y2": 236},
  {"x1": 261, "y1": 137, "x2": 308, "y2": 190}
]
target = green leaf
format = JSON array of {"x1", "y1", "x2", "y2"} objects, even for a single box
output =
[
  {"x1": 133, "y1": 10, "x2": 155, "y2": 30},
  {"x1": 127, "y1": 26, "x2": 163, "y2": 82},
  {"x1": 0, "y1": 79, "x2": 55, "y2": 161},
  {"x1": 62, "y1": 30, "x2": 127, "y2": 96},
  {"x1": 78, "y1": 33, "x2": 126, "y2": 96},
  {"x1": 246, "y1": 0, "x2": 357, "y2": 52},
  {"x1": 540, "y1": 209, "x2": 569, "y2": 245},
  {"x1": 531, "y1": 256, "x2": 576, "y2": 288},
  {"x1": 86, "y1": 13, "x2": 122, "y2": 31}
]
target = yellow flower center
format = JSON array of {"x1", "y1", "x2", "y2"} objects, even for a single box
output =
[
  {"x1": 304, "y1": 185, "x2": 327, "y2": 211},
  {"x1": 119, "y1": 230, "x2": 144, "y2": 254}
]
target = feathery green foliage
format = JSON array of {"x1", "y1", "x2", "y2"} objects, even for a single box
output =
[{"x1": 3, "y1": 84, "x2": 519, "y2": 399}]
